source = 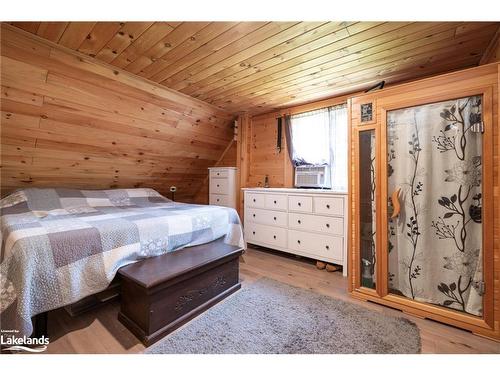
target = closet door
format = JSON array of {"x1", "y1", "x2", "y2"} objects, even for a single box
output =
[{"x1": 382, "y1": 94, "x2": 492, "y2": 320}]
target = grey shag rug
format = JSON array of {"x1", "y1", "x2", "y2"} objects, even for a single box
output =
[{"x1": 144, "y1": 277, "x2": 421, "y2": 354}]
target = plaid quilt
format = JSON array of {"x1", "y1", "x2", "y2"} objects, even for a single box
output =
[{"x1": 0, "y1": 188, "x2": 244, "y2": 337}]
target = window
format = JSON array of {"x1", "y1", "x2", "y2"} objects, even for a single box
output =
[{"x1": 287, "y1": 104, "x2": 348, "y2": 191}]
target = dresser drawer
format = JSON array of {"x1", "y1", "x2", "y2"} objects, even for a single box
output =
[
  {"x1": 210, "y1": 169, "x2": 228, "y2": 178},
  {"x1": 210, "y1": 178, "x2": 229, "y2": 194},
  {"x1": 288, "y1": 195, "x2": 313, "y2": 213},
  {"x1": 209, "y1": 194, "x2": 228, "y2": 206},
  {"x1": 245, "y1": 208, "x2": 287, "y2": 227},
  {"x1": 288, "y1": 213, "x2": 343, "y2": 236},
  {"x1": 313, "y1": 196, "x2": 344, "y2": 216},
  {"x1": 246, "y1": 193, "x2": 266, "y2": 208},
  {"x1": 265, "y1": 194, "x2": 287, "y2": 211},
  {"x1": 245, "y1": 222, "x2": 287, "y2": 248},
  {"x1": 288, "y1": 230, "x2": 343, "y2": 261}
]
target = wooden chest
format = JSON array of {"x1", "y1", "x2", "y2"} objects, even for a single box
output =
[{"x1": 118, "y1": 238, "x2": 244, "y2": 346}]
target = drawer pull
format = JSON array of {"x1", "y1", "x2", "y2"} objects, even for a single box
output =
[
  {"x1": 298, "y1": 202, "x2": 302, "y2": 206},
  {"x1": 273, "y1": 235, "x2": 277, "y2": 239},
  {"x1": 297, "y1": 240, "x2": 301, "y2": 244},
  {"x1": 325, "y1": 245, "x2": 330, "y2": 250},
  {"x1": 273, "y1": 200, "x2": 277, "y2": 204},
  {"x1": 216, "y1": 199, "x2": 220, "y2": 202},
  {"x1": 252, "y1": 231, "x2": 256, "y2": 235},
  {"x1": 297, "y1": 220, "x2": 301, "y2": 224},
  {"x1": 217, "y1": 184, "x2": 220, "y2": 187},
  {"x1": 253, "y1": 214, "x2": 256, "y2": 217},
  {"x1": 326, "y1": 223, "x2": 330, "y2": 228},
  {"x1": 326, "y1": 204, "x2": 330, "y2": 209},
  {"x1": 216, "y1": 172, "x2": 220, "y2": 176},
  {"x1": 253, "y1": 198, "x2": 256, "y2": 202},
  {"x1": 273, "y1": 217, "x2": 277, "y2": 221}
]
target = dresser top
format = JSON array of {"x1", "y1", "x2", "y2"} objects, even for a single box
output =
[
  {"x1": 208, "y1": 167, "x2": 237, "y2": 170},
  {"x1": 242, "y1": 187, "x2": 347, "y2": 195}
]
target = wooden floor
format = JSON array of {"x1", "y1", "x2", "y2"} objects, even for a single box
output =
[{"x1": 44, "y1": 245, "x2": 500, "y2": 354}]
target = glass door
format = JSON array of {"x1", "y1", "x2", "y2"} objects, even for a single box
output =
[
  {"x1": 359, "y1": 130, "x2": 377, "y2": 290},
  {"x1": 386, "y1": 95, "x2": 484, "y2": 316}
]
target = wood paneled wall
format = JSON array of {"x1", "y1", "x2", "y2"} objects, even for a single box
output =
[
  {"x1": 192, "y1": 139, "x2": 237, "y2": 204},
  {"x1": 0, "y1": 24, "x2": 234, "y2": 202},
  {"x1": 241, "y1": 94, "x2": 351, "y2": 193}
]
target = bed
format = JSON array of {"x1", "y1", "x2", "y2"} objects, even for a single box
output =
[{"x1": 0, "y1": 187, "x2": 245, "y2": 337}]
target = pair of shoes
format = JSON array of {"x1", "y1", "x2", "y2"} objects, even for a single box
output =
[
  {"x1": 316, "y1": 261, "x2": 326, "y2": 270},
  {"x1": 325, "y1": 264, "x2": 340, "y2": 272}
]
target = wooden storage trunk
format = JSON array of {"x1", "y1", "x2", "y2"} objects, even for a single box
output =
[{"x1": 118, "y1": 238, "x2": 244, "y2": 346}]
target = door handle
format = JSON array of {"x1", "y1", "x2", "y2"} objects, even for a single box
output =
[{"x1": 390, "y1": 187, "x2": 401, "y2": 219}]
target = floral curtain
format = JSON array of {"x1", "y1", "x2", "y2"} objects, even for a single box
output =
[{"x1": 387, "y1": 95, "x2": 484, "y2": 316}]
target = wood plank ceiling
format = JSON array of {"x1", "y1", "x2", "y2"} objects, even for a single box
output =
[{"x1": 9, "y1": 21, "x2": 500, "y2": 114}]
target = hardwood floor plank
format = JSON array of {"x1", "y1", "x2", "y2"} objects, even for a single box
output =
[{"x1": 43, "y1": 246, "x2": 500, "y2": 354}]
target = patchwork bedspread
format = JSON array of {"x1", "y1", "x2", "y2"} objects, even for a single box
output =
[{"x1": 0, "y1": 188, "x2": 244, "y2": 337}]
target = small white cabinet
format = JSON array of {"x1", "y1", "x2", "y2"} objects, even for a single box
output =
[
  {"x1": 243, "y1": 188, "x2": 348, "y2": 276},
  {"x1": 209, "y1": 167, "x2": 237, "y2": 209}
]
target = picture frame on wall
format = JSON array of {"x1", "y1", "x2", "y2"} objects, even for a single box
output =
[{"x1": 360, "y1": 100, "x2": 376, "y2": 125}]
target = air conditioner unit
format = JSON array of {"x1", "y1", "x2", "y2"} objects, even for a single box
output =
[{"x1": 294, "y1": 165, "x2": 331, "y2": 189}]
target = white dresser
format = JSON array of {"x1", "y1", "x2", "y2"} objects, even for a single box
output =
[
  {"x1": 208, "y1": 167, "x2": 237, "y2": 209},
  {"x1": 242, "y1": 188, "x2": 348, "y2": 276}
]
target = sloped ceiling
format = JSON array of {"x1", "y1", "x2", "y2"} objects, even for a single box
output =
[
  {"x1": 1, "y1": 23, "x2": 234, "y2": 201},
  {"x1": 8, "y1": 21, "x2": 500, "y2": 114}
]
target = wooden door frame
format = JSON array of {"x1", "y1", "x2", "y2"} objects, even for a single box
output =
[
  {"x1": 351, "y1": 85, "x2": 496, "y2": 335},
  {"x1": 351, "y1": 121, "x2": 381, "y2": 295}
]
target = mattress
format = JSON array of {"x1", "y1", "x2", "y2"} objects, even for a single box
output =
[{"x1": 0, "y1": 187, "x2": 244, "y2": 337}]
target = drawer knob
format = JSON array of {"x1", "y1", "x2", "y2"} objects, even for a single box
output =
[
  {"x1": 273, "y1": 235, "x2": 276, "y2": 239},
  {"x1": 325, "y1": 245, "x2": 330, "y2": 250},
  {"x1": 297, "y1": 220, "x2": 301, "y2": 224},
  {"x1": 253, "y1": 198, "x2": 256, "y2": 202},
  {"x1": 326, "y1": 223, "x2": 330, "y2": 228},
  {"x1": 217, "y1": 184, "x2": 220, "y2": 187},
  {"x1": 298, "y1": 202, "x2": 301, "y2": 206},
  {"x1": 252, "y1": 231, "x2": 255, "y2": 235},
  {"x1": 253, "y1": 214, "x2": 256, "y2": 217},
  {"x1": 274, "y1": 200, "x2": 277, "y2": 204},
  {"x1": 297, "y1": 240, "x2": 301, "y2": 244},
  {"x1": 216, "y1": 173, "x2": 220, "y2": 176},
  {"x1": 326, "y1": 204, "x2": 330, "y2": 209},
  {"x1": 273, "y1": 217, "x2": 277, "y2": 221},
  {"x1": 216, "y1": 199, "x2": 220, "y2": 202}
]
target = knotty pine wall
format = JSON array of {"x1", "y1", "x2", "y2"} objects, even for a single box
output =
[
  {"x1": 0, "y1": 24, "x2": 235, "y2": 202},
  {"x1": 241, "y1": 94, "x2": 350, "y2": 193},
  {"x1": 192, "y1": 139, "x2": 237, "y2": 204}
]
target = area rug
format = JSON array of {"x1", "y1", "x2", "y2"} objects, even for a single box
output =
[{"x1": 144, "y1": 277, "x2": 421, "y2": 354}]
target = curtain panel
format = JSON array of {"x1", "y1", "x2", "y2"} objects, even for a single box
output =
[
  {"x1": 284, "y1": 104, "x2": 348, "y2": 191},
  {"x1": 387, "y1": 96, "x2": 483, "y2": 316}
]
